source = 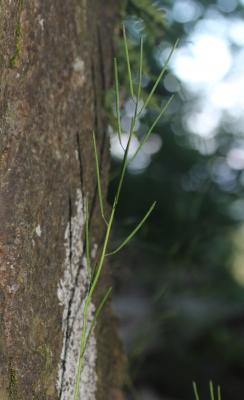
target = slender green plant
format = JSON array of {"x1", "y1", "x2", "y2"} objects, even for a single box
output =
[
  {"x1": 193, "y1": 381, "x2": 222, "y2": 400},
  {"x1": 73, "y1": 26, "x2": 177, "y2": 399}
]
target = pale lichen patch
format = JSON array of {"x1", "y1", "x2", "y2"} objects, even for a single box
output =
[
  {"x1": 91, "y1": 243, "x2": 98, "y2": 259},
  {"x1": 57, "y1": 189, "x2": 97, "y2": 400},
  {"x1": 37, "y1": 15, "x2": 45, "y2": 31},
  {"x1": 7, "y1": 284, "x2": 19, "y2": 294},
  {"x1": 71, "y1": 58, "x2": 85, "y2": 88},
  {"x1": 35, "y1": 225, "x2": 42, "y2": 237},
  {"x1": 73, "y1": 58, "x2": 85, "y2": 73}
]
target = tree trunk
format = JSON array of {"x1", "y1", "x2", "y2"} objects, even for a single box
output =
[{"x1": 0, "y1": 1, "x2": 124, "y2": 399}]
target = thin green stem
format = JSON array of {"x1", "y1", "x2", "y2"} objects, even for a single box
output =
[
  {"x1": 192, "y1": 382, "x2": 200, "y2": 400},
  {"x1": 92, "y1": 131, "x2": 107, "y2": 225},
  {"x1": 73, "y1": 298, "x2": 89, "y2": 400},
  {"x1": 139, "y1": 38, "x2": 179, "y2": 116},
  {"x1": 83, "y1": 287, "x2": 112, "y2": 356},
  {"x1": 123, "y1": 24, "x2": 134, "y2": 98},
  {"x1": 209, "y1": 381, "x2": 215, "y2": 400},
  {"x1": 137, "y1": 36, "x2": 143, "y2": 105},
  {"x1": 106, "y1": 201, "x2": 156, "y2": 256},
  {"x1": 85, "y1": 198, "x2": 91, "y2": 280},
  {"x1": 131, "y1": 95, "x2": 174, "y2": 162},
  {"x1": 114, "y1": 57, "x2": 124, "y2": 150},
  {"x1": 112, "y1": 31, "x2": 142, "y2": 208}
]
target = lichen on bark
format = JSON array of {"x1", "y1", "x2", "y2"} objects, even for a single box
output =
[{"x1": 57, "y1": 189, "x2": 98, "y2": 400}]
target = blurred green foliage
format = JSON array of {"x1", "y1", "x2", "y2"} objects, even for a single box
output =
[{"x1": 109, "y1": 1, "x2": 244, "y2": 400}]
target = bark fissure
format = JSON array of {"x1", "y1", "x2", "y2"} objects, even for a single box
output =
[
  {"x1": 58, "y1": 195, "x2": 74, "y2": 399},
  {"x1": 97, "y1": 26, "x2": 106, "y2": 94},
  {"x1": 69, "y1": 195, "x2": 73, "y2": 276},
  {"x1": 76, "y1": 132, "x2": 84, "y2": 199}
]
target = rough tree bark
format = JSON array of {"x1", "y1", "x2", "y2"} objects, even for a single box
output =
[{"x1": 0, "y1": 1, "x2": 124, "y2": 399}]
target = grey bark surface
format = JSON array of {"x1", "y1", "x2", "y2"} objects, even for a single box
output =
[{"x1": 0, "y1": 1, "x2": 124, "y2": 399}]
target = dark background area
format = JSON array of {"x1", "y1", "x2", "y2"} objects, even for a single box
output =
[{"x1": 108, "y1": 1, "x2": 244, "y2": 399}]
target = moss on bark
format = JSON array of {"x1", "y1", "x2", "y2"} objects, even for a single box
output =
[{"x1": 9, "y1": 0, "x2": 23, "y2": 68}]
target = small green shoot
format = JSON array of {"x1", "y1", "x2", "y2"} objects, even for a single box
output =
[
  {"x1": 209, "y1": 381, "x2": 215, "y2": 400},
  {"x1": 192, "y1": 381, "x2": 222, "y2": 400},
  {"x1": 217, "y1": 385, "x2": 221, "y2": 400},
  {"x1": 193, "y1": 381, "x2": 200, "y2": 400}
]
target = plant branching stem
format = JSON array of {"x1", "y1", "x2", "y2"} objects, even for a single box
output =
[{"x1": 73, "y1": 26, "x2": 175, "y2": 400}]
